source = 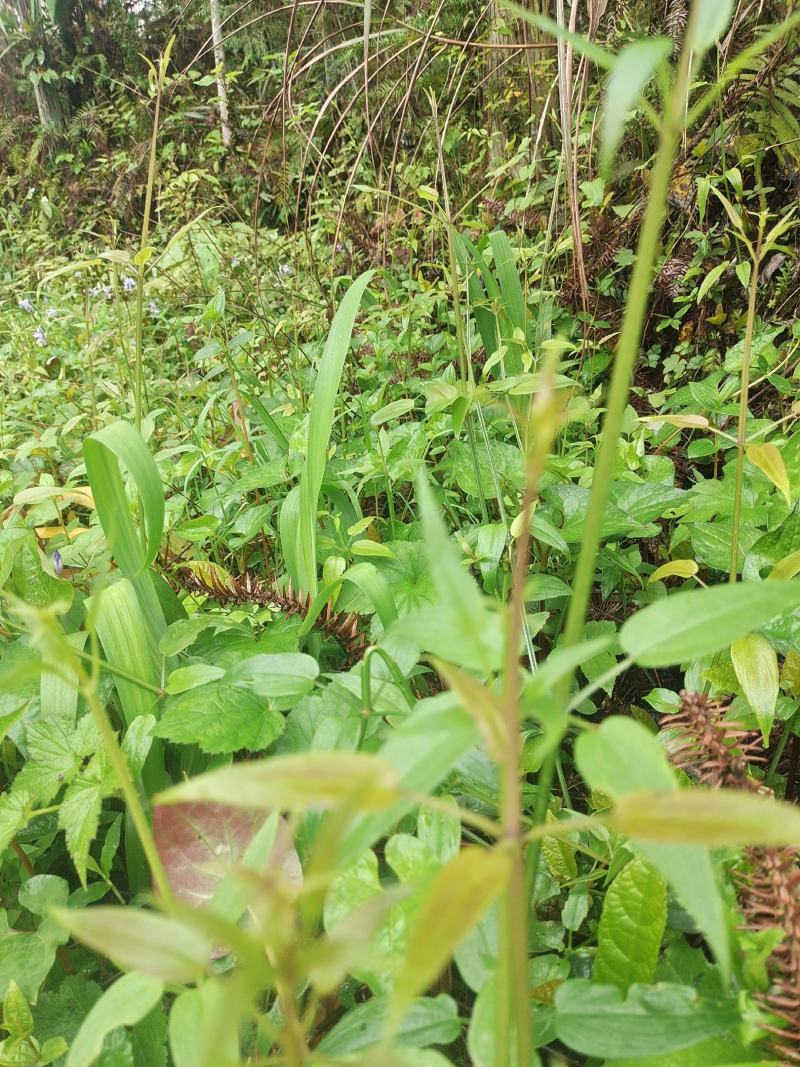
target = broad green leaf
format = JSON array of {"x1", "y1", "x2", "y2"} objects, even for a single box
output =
[
  {"x1": 391, "y1": 847, "x2": 510, "y2": 1026},
  {"x1": 66, "y1": 972, "x2": 163, "y2": 1067},
  {"x1": 53, "y1": 907, "x2": 211, "y2": 983},
  {"x1": 554, "y1": 981, "x2": 738, "y2": 1057},
  {"x1": 594, "y1": 857, "x2": 666, "y2": 992},
  {"x1": 609, "y1": 787, "x2": 800, "y2": 846},
  {"x1": 157, "y1": 752, "x2": 400, "y2": 812},
  {"x1": 689, "y1": 0, "x2": 735, "y2": 55},
  {"x1": 154, "y1": 680, "x2": 285, "y2": 754},
  {"x1": 222, "y1": 653, "x2": 319, "y2": 701},
  {"x1": 317, "y1": 995, "x2": 460, "y2": 1055},
  {"x1": 770, "y1": 549, "x2": 800, "y2": 581},
  {"x1": 289, "y1": 272, "x2": 374, "y2": 595},
  {"x1": 575, "y1": 718, "x2": 730, "y2": 979},
  {"x1": 431, "y1": 659, "x2": 506, "y2": 762},
  {"x1": 600, "y1": 39, "x2": 672, "y2": 174},
  {"x1": 91, "y1": 579, "x2": 161, "y2": 726},
  {"x1": 619, "y1": 581, "x2": 800, "y2": 667},
  {"x1": 731, "y1": 633, "x2": 779, "y2": 742},
  {"x1": 747, "y1": 442, "x2": 792, "y2": 505},
  {"x1": 165, "y1": 664, "x2": 224, "y2": 694},
  {"x1": 11, "y1": 537, "x2": 73, "y2": 612},
  {"x1": 648, "y1": 560, "x2": 698, "y2": 584}
]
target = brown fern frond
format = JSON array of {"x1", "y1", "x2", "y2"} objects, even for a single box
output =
[
  {"x1": 659, "y1": 690, "x2": 764, "y2": 790},
  {"x1": 179, "y1": 565, "x2": 367, "y2": 662},
  {"x1": 665, "y1": 0, "x2": 688, "y2": 54}
]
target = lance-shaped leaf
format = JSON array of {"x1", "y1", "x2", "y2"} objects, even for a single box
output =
[
  {"x1": 431, "y1": 659, "x2": 506, "y2": 762},
  {"x1": 66, "y1": 972, "x2": 163, "y2": 1067},
  {"x1": 731, "y1": 632, "x2": 779, "y2": 742},
  {"x1": 748, "y1": 442, "x2": 791, "y2": 505}
]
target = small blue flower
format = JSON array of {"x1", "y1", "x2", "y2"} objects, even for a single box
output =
[
  {"x1": 122, "y1": 275, "x2": 136, "y2": 292},
  {"x1": 231, "y1": 257, "x2": 241, "y2": 269},
  {"x1": 33, "y1": 326, "x2": 48, "y2": 346},
  {"x1": 53, "y1": 550, "x2": 63, "y2": 577},
  {"x1": 278, "y1": 263, "x2": 293, "y2": 276},
  {"x1": 18, "y1": 298, "x2": 33, "y2": 312},
  {"x1": 148, "y1": 301, "x2": 160, "y2": 318},
  {"x1": 46, "y1": 307, "x2": 58, "y2": 320}
]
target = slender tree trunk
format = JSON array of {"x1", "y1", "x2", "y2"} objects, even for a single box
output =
[
  {"x1": 487, "y1": 0, "x2": 505, "y2": 167},
  {"x1": 209, "y1": 0, "x2": 232, "y2": 147},
  {"x1": 32, "y1": 76, "x2": 68, "y2": 133}
]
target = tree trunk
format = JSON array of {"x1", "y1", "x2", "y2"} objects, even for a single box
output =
[
  {"x1": 209, "y1": 0, "x2": 232, "y2": 147},
  {"x1": 32, "y1": 75, "x2": 68, "y2": 133}
]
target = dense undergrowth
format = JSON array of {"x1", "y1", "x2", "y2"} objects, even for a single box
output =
[{"x1": 2, "y1": 0, "x2": 800, "y2": 1064}]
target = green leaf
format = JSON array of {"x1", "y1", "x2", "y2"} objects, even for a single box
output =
[
  {"x1": 575, "y1": 718, "x2": 730, "y2": 980},
  {"x1": 595, "y1": 857, "x2": 666, "y2": 992},
  {"x1": 91, "y1": 579, "x2": 161, "y2": 726},
  {"x1": 416, "y1": 475, "x2": 499, "y2": 675},
  {"x1": 431, "y1": 660, "x2": 506, "y2": 762},
  {"x1": 3, "y1": 981, "x2": 33, "y2": 1039},
  {"x1": 54, "y1": 908, "x2": 210, "y2": 983},
  {"x1": 66, "y1": 973, "x2": 163, "y2": 1067},
  {"x1": 222, "y1": 653, "x2": 319, "y2": 701},
  {"x1": 689, "y1": 0, "x2": 735, "y2": 55},
  {"x1": 619, "y1": 581, "x2": 800, "y2": 667},
  {"x1": 609, "y1": 787, "x2": 800, "y2": 846},
  {"x1": 168, "y1": 982, "x2": 240, "y2": 1067},
  {"x1": 165, "y1": 664, "x2": 224, "y2": 695},
  {"x1": 154, "y1": 680, "x2": 285, "y2": 754},
  {"x1": 157, "y1": 752, "x2": 400, "y2": 812},
  {"x1": 287, "y1": 272, "x2": 374, "y2": 595},
  {"x1": 317, "y1": 995, "x2": 460, "y2": 1055},
  {"x1": 731, "y1": 633, "x2": 779, "y2": 742},
  {"x1": 59, "y1": 752, "x2": 116, "y2": 886},
  {"x1": 696, "y1": 261, "x2": 730, "y2": 304},
  {"x1": 747, "y1": 442, "x2": 792, "y2": 505},
  {"x1": 0, "y1": 790, "x2": 32, "y2": 854},
  {"x1": 391, "y1": 847, "x2": 510, "y2": 1026},
  {"x1": 11, "y1": 537, "x2": 73, "y2": 611},
  {"x1": 600, "y1": 39, "x2": 672, "y2": 174},
  {"x1": 554, "y1": 981, "x2": 739, "y2": 1057},
  {"x1": 541, "y1": 809, "x2": 577, "y2": 884}
]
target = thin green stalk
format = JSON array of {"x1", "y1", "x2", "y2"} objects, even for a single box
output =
[
  {"x1": 134, "y1": 41, "x2": 172, "y2": 432},
  {"x1": 79, "y1": 644, "x2": 173, "y2": 905},
  {"x1": 526, "y1": 11, "x2": 699, "y2": 896},
  {"x1": 729, "y1": 245, "x2": 760, "y2": 583}
]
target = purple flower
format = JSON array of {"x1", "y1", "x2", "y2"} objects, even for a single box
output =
[
  {"x1": 33, "y1": 326, "x2": 48, "y2": 346},
  {"x1": 46, "y1": 307, "x2": 58, "y2": 320},
  {"x1": 231, "y1": 257, "x2": 241, "y2": 269},
  {"x1": 122, "y1": 275, "x2": 136, "y2": 292},
  {"x1": 278, "y1": 263, "x2": 293, "y2": 276},
  {"x1": 148, "y1": 301, "x2": 160, "y2": 318},
  {"x1": 53, "y1": 550, "x2": 63, "y2": 577},
  {"x1": 18, "y1": 298, "x2": 33, "y2": 312}
]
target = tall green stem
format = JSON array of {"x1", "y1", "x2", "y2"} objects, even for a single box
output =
[
  {"x1": 729, "y1": 250, "x2": 760, "y2": 582},
  {"x1": 526, "y1": 12, "x2": 700, "y2": 896},
  {"x1": 134, "y1": 42, "x2": 172, "y2": 432}
]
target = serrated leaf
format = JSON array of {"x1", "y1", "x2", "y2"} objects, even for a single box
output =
[
  {"x1": 391, "y1": 847, "x2": 510, "y2": 1025},
  {"x1": 619, "y1": 581, "x2": 800, "y2": 667},
  {"x1": 157, "y1": 752, "x2": 400, "y2": 812},
  {"x1": 747, "y1": 442, "x2": 792, "y2": 505},
  {"x1": 59, "y1": 752, "x2": 116, "y2": 886},
  {"x1": 731, "y1": 633, "x2": 779, "y2": 742},
  {"x1": 541, "y1": 809, "x2": 577, "y2": 884},
  {"x1": 66, "y1": 972, "x2": 163, "y2": 1067},
  {"x1": 154, "y1": 680, "x2": 285, "y2": 754},
  {"x1": 0, "y1": 791, "x2": 32, "y2": 854},
  {"x1": 13, "y1": 715, "x2": 84, "y2": 803},
  {"x1": 594, "y1": 857, "x2": 666, "y2": 992},
  {"x1": 3, "y1": 981, "x2": 33, "y2": 1038},
  {"x1": 54, "y1": 908, "x2": 211, "y2": 983}
]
